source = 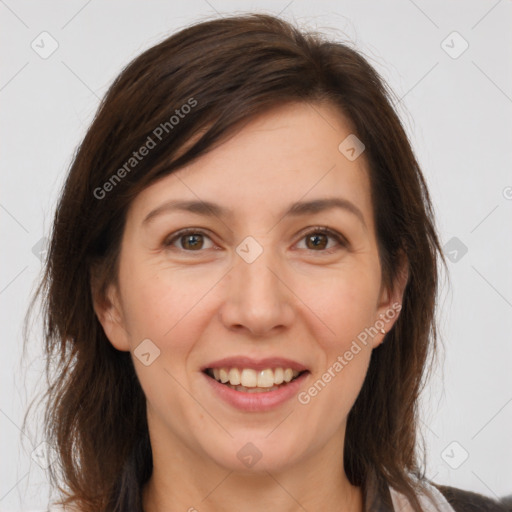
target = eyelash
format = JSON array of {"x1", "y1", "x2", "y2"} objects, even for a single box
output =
[{"x1": 163, "y1": 227, "x2": 348, "y2": 254}]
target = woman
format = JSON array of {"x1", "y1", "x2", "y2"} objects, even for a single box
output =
[{"x1": 24, "y1": 12, "x2": 508, "y2": 512}]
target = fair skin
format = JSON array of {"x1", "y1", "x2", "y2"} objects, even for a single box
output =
[{"x1": 94, "y1": 101, "x2": 407, "y2": 512}]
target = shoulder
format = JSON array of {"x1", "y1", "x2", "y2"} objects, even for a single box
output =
[{"x1": 432, "y1": 483, "x2": 512, "y2": 512}]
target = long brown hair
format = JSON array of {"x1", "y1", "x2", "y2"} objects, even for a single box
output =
[{"x1": 23, "y1": 13, "x2": 447, "y2": 511}]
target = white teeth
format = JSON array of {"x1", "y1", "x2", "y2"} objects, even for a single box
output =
[
  {"x1": 219, "y1": 368, "x2": 229, "y2": 384},
  {"x1": 208, "y1": 367, "x2": 301, "y2": 388},
  {"x1": 257, "y1": 369, "x2": 275, "y2": 388},
  {"x1": 274, "y1": 367, "x2": 284, "y2": 385},
  {"x1": 283, "y1": 368, "x2": 294, "y2": 383},
  {"x1": 228, "y1": 368, "x2": 241, "y2": 385},
  {"x1": 240, "y1": 369, "x2": 257, "y2": 387}
]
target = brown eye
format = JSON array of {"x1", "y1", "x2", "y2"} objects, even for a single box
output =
[
  {"x1": 181, "y1": 233, "x2": 204, "y2": 250},
  {"x1": 165, "y1": 229, "x2": 214, "y2": 251},
  {"x1": 306, "y1": 232, "x2": 328, "y2": 250},
  {"x1": 297, "y1": 228, "x2": 347, "y2": 253}
]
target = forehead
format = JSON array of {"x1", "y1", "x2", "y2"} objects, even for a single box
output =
[{"x1": 128, "y1": 101, "x2": 374, "y2": 229}]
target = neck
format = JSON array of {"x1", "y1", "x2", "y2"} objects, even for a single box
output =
[
  {"x1": 143, "y1": 470, "x2": 363, "y2": 512},
  {"x1": 142, "y1": 416, "x2": 364, "y2": 512}
]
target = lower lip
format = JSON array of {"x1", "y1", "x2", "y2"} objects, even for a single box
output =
[{"x1": 203, "y1": 371, "x2": 310, "y2": 412}]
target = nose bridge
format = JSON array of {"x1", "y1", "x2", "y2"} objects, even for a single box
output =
[
  {"x1": 236, "y1": 236, "x2": 282, "y2": 304},
  {"x1": 238, "y1": 244, "x2": 279, "y2": 298},
  {"x1": 221, "y1": 235, "x2": 293, "y2": 334}
]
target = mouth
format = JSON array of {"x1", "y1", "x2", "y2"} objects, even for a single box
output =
[
  {"x1": 201, "y1": 356, "x2": 310, "y2": 410},
  {"x1": 203, "y1": 367, "x2": 308, "y2": 393}
]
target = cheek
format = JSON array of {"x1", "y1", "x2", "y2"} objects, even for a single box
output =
[
  {"x1": 296, "y1": 330, "x2": 372, "y2": 446},
  {"x1": 297, "y1": 287, "x2": 374, "y2": 430},
  {"x1": 295, "y1": 263, "x2": 381, "y2": 342},
  {"x1": 118, "y1": 271, "x2": 209, "y2": 418},
  {"x1": 119, "y1": 264, "x2": 212, "y2": 346},
  {"x1": 292, "y1": 264, "x2": 379, "y2": 410},
  {"x1": 118, "y1": 265, "x2": 219, "y2": 406}
]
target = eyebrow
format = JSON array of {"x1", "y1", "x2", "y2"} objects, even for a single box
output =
[{"x1": 142, "y1": 197, "x2": 367, "y2": 229}]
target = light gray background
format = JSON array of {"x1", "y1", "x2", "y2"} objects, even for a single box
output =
[{"x1": 1, "y1": 1, "x2": 511, "y2": 510}]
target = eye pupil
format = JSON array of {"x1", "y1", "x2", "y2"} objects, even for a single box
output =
[
  {"x1": 183, "y1": 234, "x2": 203, "y2": 250},
  {"x1": 307, "y1": 233, "x2": 327, "y2": 250}
]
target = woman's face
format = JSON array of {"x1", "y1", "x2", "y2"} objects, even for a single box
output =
[{"x1": 96, "y1": 101, "x2": 405, "y2": 475}]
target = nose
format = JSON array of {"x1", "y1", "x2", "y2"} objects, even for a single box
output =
[{"x1": 219, "y1": 243, "x2": 295, "y2": 337}]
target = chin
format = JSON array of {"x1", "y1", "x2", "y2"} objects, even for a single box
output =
[{"x1": 200, "y1": 435, "x2": 301, "y2": 474}]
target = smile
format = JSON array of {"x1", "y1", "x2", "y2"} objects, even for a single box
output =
[
  {"x1": 204, "y1": 367, "x2": 304, "y2": 392},
  {"x1": 201, "y1": 356, "x2": 310, "y2": 410}
]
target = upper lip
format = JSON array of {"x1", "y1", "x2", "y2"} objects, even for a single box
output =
[{"x1": 202, "y1": 356, "x2": 309, "y2": 372}]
